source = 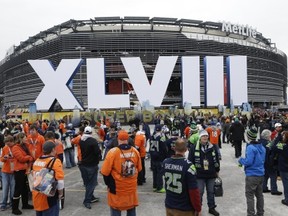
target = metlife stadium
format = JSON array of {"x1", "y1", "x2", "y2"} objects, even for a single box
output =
[{"x1": 0, "y1": 16, "x2": 287, "y2": 111}]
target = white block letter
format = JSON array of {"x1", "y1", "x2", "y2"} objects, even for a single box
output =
[
  {"x1": 87, "y1": 58, "x2": 130, "y2": 109},
  {"x1": 29, "y1": 59, "x2": 83, "y2": 111},
  {"x1": 122, "y1": 56, "x2": 178, "y2": 106}
]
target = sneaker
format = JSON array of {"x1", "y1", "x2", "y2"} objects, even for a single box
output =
[
  {"x1": 153, "y1": 188, "x2": 157, "y2": 192},
  {"x1": 83, "y1": 203, "x2": 91, "y2": 209},
  {"x1": 156, "y1": 188, "x2": 166, "y2": 193},
  {"x1": 271, "y1": 191, "x2": 282, "y2": 195},
  {"x1": 209, "y1": 208, "x2": 220, "y2": 216},
  {"x1": 263, "y1": 189, "x2": 271, "y2": 193},
  {"x1": 281, "y1": 199, "x2": 288, "y2": 206},
  {"x1": 22, "y1": 204, "x2": 34, "y2": 209},
  {"x1": 0, "y1": 206, "x2": 6, "y2": 211},
  {"x1": 91, "y1": 196, "x2": 100, "y2": 203}
]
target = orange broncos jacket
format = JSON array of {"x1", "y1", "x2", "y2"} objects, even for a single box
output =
[
  {"x1": 32, "y1": 156, "x2": 64, "y2": 211},
  {"x1": 0, "y1": 145, "x2": 16, "y2": 173}
]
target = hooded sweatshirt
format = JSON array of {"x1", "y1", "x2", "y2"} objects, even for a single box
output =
[
  {"x1": 80, "y1": 134, "x2": 101, "y2": 166},
  {"x1": 239, "y1": 141, "x2": 266, "y2": 176}
]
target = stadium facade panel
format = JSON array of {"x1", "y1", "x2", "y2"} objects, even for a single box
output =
[{"x1": 0, "y1": 17, "x2": 287, "y2": 110}]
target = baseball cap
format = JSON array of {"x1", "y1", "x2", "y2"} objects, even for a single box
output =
[
  {"x1": 155, "y1": 124, "x2": 162, "y2": 132},
  {"x1": 118, "y1": 130, "x2": 129, "y2": 141},
  {"x1": 84, "y1": 126, "x2": 92, "y2": 134},
  {"x1": 275, "y1": 123, "x2": 282, "y2": 128},
  {"x1": 155, "y1": 124, "x2": 162, "y2": 131}
]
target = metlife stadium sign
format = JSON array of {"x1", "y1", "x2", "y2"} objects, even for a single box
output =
[
  {"x1": 28, "y1": 56, "x2": 247, "y2": 111},
  {"x1": 222, "y1": 22, "x2": 257, "y2": 38}
]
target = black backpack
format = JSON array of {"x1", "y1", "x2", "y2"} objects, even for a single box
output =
[{"x1": 0, "y1": 133, "x2": 4, "y2": 149}]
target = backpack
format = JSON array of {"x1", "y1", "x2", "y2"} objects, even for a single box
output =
[
  {"x1": 33, "y1": 158, "x2": 58, "y2": 197},
  {"x1": 63, "y1": 136, "x2": 72, "y2": 150},
  {"x1": 118, "y1": 147, "x2": 136, "y2": 177},
  {"x1": 0, "y1": 133, "x2": 4, "y2": 149}
]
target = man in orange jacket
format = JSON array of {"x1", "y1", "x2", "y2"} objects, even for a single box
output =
[
  {"x1": 27, "y1": 124, "x2": 45, "y2": 160},
  {"x1": 32, "y1": 141, "x2": 64, "y2": 215},
  {"x1": 101, "y1": 130, "x2": 142, "y2": 216}
]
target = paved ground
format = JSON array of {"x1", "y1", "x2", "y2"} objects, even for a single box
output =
[{"x1": 3, "y1": 137, "x2": 288, "y2": 215}]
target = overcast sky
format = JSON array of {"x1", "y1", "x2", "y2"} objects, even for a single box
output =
[{"x1": 1, "y1": 0, "x2": 287, "y2": 61}]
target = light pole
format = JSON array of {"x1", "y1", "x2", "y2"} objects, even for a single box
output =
[{"x1": 75, "y1": 46, "x2": 86, "y2": 105}]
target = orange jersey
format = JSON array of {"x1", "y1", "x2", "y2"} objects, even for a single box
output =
[
  {"x1": 23, "y1": 123, "x2": 29, "y2": 135},
  {"x1": 0, "y1": 145, "x2": 16, "y2": 173},
  {"x1": 41, "y1": 122, "x2": 48, "y2": 133},
  {"x1": 27, "y1": 133, "x2": 45, "y2": 160},
  {"x1": 101, "y1": 145, "x2": 142, "y2": 211},
  {"x1": 98, "y1": 128, "x2": 106, "y2": 141},
  {"x1": 184, "y1": 126, "x2": 191, "y2": 138},
  {"x1": 12, "y1": 144, "x2": 33, "y2": 172},
  {"x1": 134, "y1": 133, "x2": 146, "y2": 158},
  {"x1": 32, "y1": 156, "x2": 64, "y2": 211},
  {"x1": 72, "y1": 134, "x2": 82, "y2": 161},
  {"x1": 206, "y1": 127, "x2": 221, "y2": 145},
  {"x1": 55, "y1": 139, "x2": 64, "y2": 155}
]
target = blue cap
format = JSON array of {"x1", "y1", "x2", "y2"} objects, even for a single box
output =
[{"x1": 155, "y1": 124, "x2": 162, "y2": 131}]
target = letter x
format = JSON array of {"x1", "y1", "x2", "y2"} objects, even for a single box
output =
[{"x1": 28, "y1": 59, "x2": 83, "y2": 110}]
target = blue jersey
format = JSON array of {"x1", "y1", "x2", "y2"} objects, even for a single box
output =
[
  {"x1": 162, "y1": 156, "x2": 198, "y2": 211},
  {"x1": 149, "y1": 133, "x2": 167, "y2": 161}
]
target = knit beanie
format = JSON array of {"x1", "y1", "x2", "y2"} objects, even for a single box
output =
[{"x1": 246, "y1": 127, "x2": 258, "y2": 141}]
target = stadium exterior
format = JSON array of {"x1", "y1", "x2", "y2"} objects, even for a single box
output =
[{"x1": 0, "y1": 16, "x2": 287, "y2": 112}]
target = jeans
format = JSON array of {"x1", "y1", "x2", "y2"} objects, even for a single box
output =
[
  {"x1": 197, "y1": 178, "x2": 216, "y2": 209},
  {"x1": 1, "y1": 172, "x2": 15, "y2": 208},
  {"x1": 110, "y1": 207, "x2": 136, "y2": 216},
  {"x1": 280, "y1": 171, "x2": 288, "y2": 202},
  {"x1": 36, "y1": 201, "x2": 59, "y2": 216},
  {"x1": 79, "y1": 164, "x2": 98, "y2": 204},
  {"x1": 263, "y1": 168, "x2": 278, "y2": 192},
  {"x1": 151, "y1": 160, "x2": 163, "y2": 190},
  {"x1": 245, "y1": 176, "x2": 264, "y2": 216},
  {"x1": 64, "y1": 148, "x2": 76, "y2": 168}
]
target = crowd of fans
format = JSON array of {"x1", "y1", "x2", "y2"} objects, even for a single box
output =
[{"x1": 0, "y1": 108, "x2": 287, "y2": 215}]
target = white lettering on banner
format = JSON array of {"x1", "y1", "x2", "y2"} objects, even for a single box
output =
[
  {"x1": 28, "y1": 59, "x2": 84, "y2": 110},
  {"x1": 29, "y1": 56, "x2": 248, "y2": 111},
  {"x1": 222, "y1": 22, "x2": 257, "y2": 38}
]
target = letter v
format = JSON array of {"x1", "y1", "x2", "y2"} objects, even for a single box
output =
[
  {"x1": 28, "y1": 59, "x2": 83, "y2": 110},
  {"x1": 121, "y1": 56, "x2": 178, "y2": 106}
]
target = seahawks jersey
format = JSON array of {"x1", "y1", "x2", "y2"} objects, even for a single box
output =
[
  {"x1": 162, "y1": 156, "x2": 198, "y2": 211},
  {"x1": 149, "y1": 133, "x2": 167, "y2": 161}
]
